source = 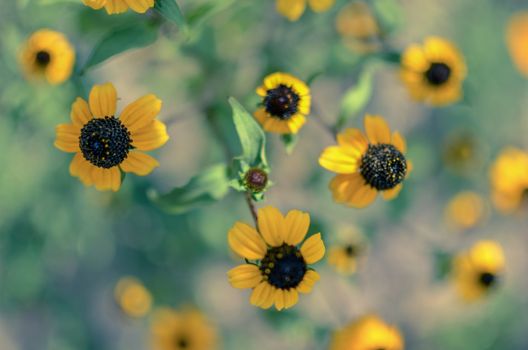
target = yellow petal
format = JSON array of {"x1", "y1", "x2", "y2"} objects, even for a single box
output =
[
  {"x1": 227, "y1": 264, "x2": 262, "y2": 289},
  {"x1": 119, "y1": 151, "x2": 159, "y2": 176},
  {"x1": 507, "y1": 12, "x2": 528, "y2": 76},
  {"x1": 382, "y1": 184, "x2": 403, "y2": 201},
  {"x1": 308, "y1": 0, "x2": 334, "y2": 12},
  {"x1": 83, "y1": 0, "x2": 106, "y2": 10},
  {"x1": 104, "y1": 0, "x2": 129, "y2": 14},
  {"x1": 336, "y1": 128, "x2": 368, "y2": 155},
  {"x1": 364, "y1": 114, "x2": 391, "y2": 144},
  {"x1": 276, "y1": 0, "x2": 306, "y2": 21},
  {"x1": 91, "y1": 166, "x2": 121, "y2": 192},
  {"x1": 346, "y1": 182, "x2": 378, "y2": 208},
  {"x1": 130, "y1": 120, "x2": 169, "y2": 151},
  {"x1": 392, "y1": 131, "x2": 406, "y2": 153},
  {"x1": 70, "y1": 97, "x2": 92, "y2": 126},
  {"x1": 89, "y1": 83, "x2": 117, "y2": 117},
  {"x1": 318, "y1": 146, "x2": 360, "y2": 174},
  {"x1": 283, "y1": 210, "x2": 310, "y2": 246},
  {"x1": 120, "y1": 94, "x2": 162, "y2": 132},
  {"x1": 300, "y1": 233, "x2": 325, "y2": 264},
  {"x1": 123, "y1": 0, "x2": 154, "y2": 13},
  {"x1": 257, "y1": 206, "x2": 285, "y2": 247},
  {"x1": 250, "y1": 282, "x2": 274, "y2": 309},
  {"x1": 297, "y1": 270, "x2": 320, "y2": 294},
  {"x1": 69, "y1": 153, "x2": 94, "y2": 186},
  {"x1": 228, "y1": 222, "x2": 267, "y2": 260},
  {"x1": 401, "y1": 44, "x2": 429, "y2": 72},
  {"x1": 283, "y1": 289, "x2": 299, "y2": 309},
  {"x1": 55, "y1": 124, "x2": 81, "y2": 152},
  {"x1": 274, "y1": 288, "x2": 285, "y2": 311}
]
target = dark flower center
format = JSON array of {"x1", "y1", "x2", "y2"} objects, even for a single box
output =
[
  {"x1": 264, "y1": 84, "x2": 300, "y2": 120},
  {"x1": 425, "y1": 62, "x2": 451, "y2": 86},
  {"x1": 35, "y1": 50, "x2": 51, "y2": 67},
  {"x1": 244, "y1": 168, "x2": 268, "y2": 193},
  {"x1": 260, "y1": 244, "x2": 307, "y2": 290},
  {"x1": 478, "y1": 272, "x2": 497, "y2": 288},
  {"x1": 344, "y1": 244, "x2": 357, "y2": 257},
  {"x1": 79, "y1": 117, "x2": 132, "y2": 168},
  {"x1": 174, "y1": 335, "x2": 189, "y2": 349},
  {"x1": 360, "y1": 144, "x2": 407, "y2": 191}
]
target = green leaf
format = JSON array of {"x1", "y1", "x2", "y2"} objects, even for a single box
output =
[
  {"x1": 149, "y1": 164, "x2": 230, "y2": 214},
  {"x1": 228, "y1": 97, "x2": 268, "y2": 167},
  {"x1": 154, "y1": 0, "x2": 186, "y2": 28},
  {"x1": 281, "y1": 134, "x2": 298, "y2": 155},
  {"x1": 83, "y1": 23, "x2": 158, "y2": 71}
]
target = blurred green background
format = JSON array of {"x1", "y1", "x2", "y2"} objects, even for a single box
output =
[{"x1": 1, "y1": 0, "x2": 528, "y2": 349}]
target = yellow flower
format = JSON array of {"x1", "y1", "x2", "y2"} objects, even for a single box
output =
[
  {"x1": 490, "y1": 147, "x2": 528, "y2": 213},
  {"x1": 336, "y1": 2, "x2": 381, "y2": 54},
  {"x1": 114, "y1": 276, "x2": 152, "y2": 318},
  {"x1": 54, "y1": 82, "x2": 169, "y2": 192},
  {"x1": 328, "y1": 226, "x2": 366, "y2": 275},
  {"x1": 20, "y1": 29, "x2": 75, "y2": 85},
  {"x1": 227, "y1": 206, "x2": 325, "y2": 310},
  {"x1": 319, "y1": 115, "x2": 411, "y2": 208},
  {"x1": 254, "y1": 72, "x2": 311, "y2": 135},
  {"x1": 151, "y1": 307, "x2": 218, "y2": 350},
  {"x1": 276, "y1": 0, "x2": 335, "y2": 21},
  {"x1": 83, "y1": 0, "x2": 154, "y2": 14},
  {"x1": 444, "y1": 191, "x2": 486, "y2": 231},
  {"x1": 329, "y1": 314, "x2": 404, "y2": 350},
  {"x1": 400, "y1": 37, "x2": 467, "y2": 106},
  {"x1": 452, "y1": 240, "x2": 505, "y2": 301},
  {"x1": 506, "y1": 12, "x2": 528, "y2": 76}
]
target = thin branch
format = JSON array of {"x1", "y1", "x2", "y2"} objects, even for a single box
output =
[{"x1": 245, "y1": 191, "x2": 258, "y2": 226}]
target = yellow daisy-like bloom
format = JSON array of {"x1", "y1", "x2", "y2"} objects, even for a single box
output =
[
  {"x1": 329, "y1": 314, "x2": 404, "y2": 350},
  {"x1": 444, "y1": 191, "x2": 486, "y2": 231},
  {"x1": 82, "y1": 0, "x2": 154, "y2": 15},
  {"x1": 319, "y1": 115, "x2": 411, "y2": 208},
  {"x1": 114, "y1": 276, "x2": 152, "y2": 318},
  {"x1": 254, "y1": 72, "x2": 311, "y2": 135},
  {"x1": 400, "y1": 37, "x2": 467, "y2": 106},
  {"x1": 54, "y1": 82, "x2": 169, "y2": 192},
  {"x1": 151, "y1": 307, "x2": 218, "y2": 350},
  {"x1": 227, "y1": 206, "x2": 325, "y2": 311},
  {"x1": 328, "y1": 227, "x2": 366, "y2": 275},
  {"x1": 490, "y1": 147, "x2": 528, "y2": 213},
  {"x1": 452, "y1": 240, "x2": 505, "y2": 301},
  {"x1": 336, "y1": 2, "x2": 381, "y2": 54},
  {"x1": 20, "y1": 29, "x2": 75, "y2": 85},
  {"x1": 276, "y1": 0, "x2": 335, "y2": 22},
  {"x1": 506, "y1": 12, "x2": 528, "y2": 76}
]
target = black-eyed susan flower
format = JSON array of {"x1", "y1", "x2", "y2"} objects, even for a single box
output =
[
  {"x1": 506, "y1": 12, "x2": 528, "y2": 76},
  {"x1": 255, "y1": 72, "x2": 311, "y2": 135},
  {"x1": 20, "y1": 29, "x2": 75, "y2": 85},
  {"x1": 54, "y1": 82, "x2": 169, "y2": 192},
  {"x1": 336, "y1": 2, "x2": 381, "y2": 54},
  {"x1": 329, "y1": 314, "x2": 404, "y2": 350},
  {"x1": 227, "y1": 206, "x2": 325, "y2": 310},
  {"x1": 82, "y1": 0, "x2": 154, "y2": 14},
  {"x1": 319, "y1": 115, "x2": 411, "y2": 208},
  {"x1": 452, "y1": 240, "x2": 505, "y2": 301},
  {"x1": 276, "y1": 0, "x2": 335, "y2": 22},
  {"x1": 401, "y1": 37, "x2": 467, "y2": 106},
  {"x1": 490, "y1": 147, "x2": 528, "y2": 213},
  {"x1": 328, "y1": 226, "x2": 366, "y2": 275},
  {"x1": 151, "y1": 307, "x2": 218, "y2": 350},
  {"x1": 114, "y1": 276, "x2": 152, "y2": 318},
  {"x1": 444, "y1": 191, "x2": 486, "y2": 231}
]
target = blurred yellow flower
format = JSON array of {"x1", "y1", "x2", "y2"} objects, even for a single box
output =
[
  {"x1": 452, "y1": 240, "x2": 505, "y2": 301},
  {"x1": 254, "y1": 72, "x2": 311, "y2": 135},
  {"x1": 276, "y1": 0, "x2": 335, "y2": 21},
  {"x1": 444, "y1": 191, "x2": 486, "y2": 231},
  {"x1": 400, "y1": 37, "x2": 467, "y2": 106},
  {"x1": 151, "y1": 308, "x2": 218, "y2": 350},
  {"x1": 328, "y1": 226, "x2": 366, "y2": 275},
  {"x1": 329, "y1": 314, "x2": 404, "y2": 350},
  {"x1": 506, "y1": 11, "x2": 528, "y2": 76},
  {"x1": 114, "y1": 276, "x2": 152, "y2": 318},
  {"x1": 227, "y1": 206, "x2": 325, "y2": 310},
  {"x1": 20, "y1": 29, "x2": 75, "y2": 85},
  {"x1": 319, "y1": 115, "x2": 411, "y2": 208},
  {"x1": 442, "y1": 131, "x2": 480, "y2": 174},
  {"x1": 490, "y1": 147, "x2": 528, "y2": 213},
  {"x1": 336, "y1": 2, "x2": 381, "y2": 54},
  {"x1": 83, "y1": 0, "x2": 154, "y2": 15},
  {"x1": 54, "y1": 82, "x2": 169, "y2": 192}
]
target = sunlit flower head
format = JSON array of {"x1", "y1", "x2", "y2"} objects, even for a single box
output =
[
  {"x1": 401, "y1": 37, "x2": 467, "y2": 106},
  {"x1": 319, "y1": 115, "x2": 411, "y2": 208},
  {"x1": 227, "y1": 206, "x2": 325, "y2": 310},
  {"x1": 20, "y1": 29, "x2": 75, "y2": 85},
  {"x1": 490, "y1": 147, "x2": 528, "y2": 213},
  {"x1": 83, "y1": 0, "x2": 154, "y2": 15},
  {"x1": 151, "y1": 307, "x2": 218, "y2": 350},
  {"x1": 54, "y1": 82, "x2": 169, "y2": 192},
  {"x1": 329, "y1": 314, "x2": 404, "y2": 350},
  {"x1": 506, "y1": 11, "x2": 528, "y2": 76},
  {"x1": 276, "y1": 0, "x2": 335, "y2": 22},
  {"x1": 328, "y1": 226, "x2": 366, "y2": 275},
  {"x1": 444, "y1": 191, "x2": 486, "y2": 231},
  {"x1": 114, "y1": 276, "x2": 152, "y2": 318},
  {"x1": 452, "y1": 240, "x2": 505, "y2": 301},
  {"x1": 255, "y1": 72, "x2": 311, "y2": 135},
  {"x1": 336, "y1": 2, "x2": 381, "y2": 54}
]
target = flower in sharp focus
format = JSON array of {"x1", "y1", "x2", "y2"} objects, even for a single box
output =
[
  {"x1": 54, "y1": 82, "x2": 169, "y2": 192},
  {"x1": 400, "y1": 36, "x2": 467, "y2": 106},
  {"x1": 114, "y1": 276, "x2": 152, "y2": 318},
  {"x1": 151, "y1": 308, "x2": 218, "y2": 350},
  {"x1": 490, "y1": 147, "x2": 528, "y2": 213},
  {"x1": 227, "y1": 206, "x2": 325, "y2": 310},
  {"x1": 444, "y1": 191, "x2": 486, "y2": 232},
  {"x1": 452, "y1": 240, "x2": 505, "y2": 301},
  {"x1": 255, "y1": 72, "x2": 311, "y2": 135},
  {"x1": 82, "y1": 0, "x2": 154, "y2": 14},
  {"x1": 319, "y1": 115, "x2": 411, "y2": 208},
  {"x1": 276, "y1": 0, "x2": 335, "y2": 22},
  {"x1": 336, "y1": 2, "x2": 381, "y2": 54},
  {"x1": 20, "y1": 29, "x2": 75, "y2": 85},
  {"x1": 506, "y1": 11, "x2": 528, "y2": 76},
  {"x1": 329, "y1": 314, "x2": 404, "y2": 350},
  {"x1": 328, "y1": 226, "x2": 366, "y2": 275}
]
